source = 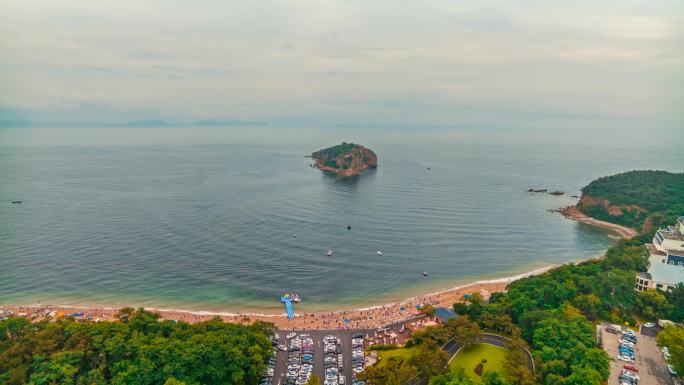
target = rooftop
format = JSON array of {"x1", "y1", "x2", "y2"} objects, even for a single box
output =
[
  {"x1": 649, "y1": 263, "x2": 684, "y2": 286},
  {"x1": 434, "y1": 307, "x2": 458, "y2": 323},
  {"x1": 658, "y1": 226, "x2": 684, "y2": 241},
  {"x1": 646, "y1": 244, "x2": 667, "y2": 256},
  {"x1": 637, "y1": 272, "x2": 652, "y2": 280}
]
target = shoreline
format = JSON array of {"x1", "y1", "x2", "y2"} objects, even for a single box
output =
[
  {"x1": 1, "y1": 264, "x2": 558, "y2": 330},
  {"x1": 555, "y1": 205, "x2": 638, "y2": 239}
]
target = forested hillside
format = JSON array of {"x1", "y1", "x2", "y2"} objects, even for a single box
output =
[
  {"x1": 453, "y1": 235, "x2": 684, "y2": 385},
  {"x1": 0, "y1": 308, "x2": 274, "y2": 385},
  {"x1": 578, "y1": 170, "x2": 684, "y2": 230}
]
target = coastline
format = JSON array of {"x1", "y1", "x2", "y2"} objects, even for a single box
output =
[
  {"x1": 555, "y1": 205, "x2": 638, "y2": 239},
  {"x1": 1, "y1": 264, "x2": 558, "y2": 330}
]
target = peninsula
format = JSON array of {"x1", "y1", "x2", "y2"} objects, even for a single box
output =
[
  {"x1": 311, "y1": 142, "x2": 377, "y2": 176},
  {"x1": 558, "y1": 170, "x2": 684, "y2": 236}
]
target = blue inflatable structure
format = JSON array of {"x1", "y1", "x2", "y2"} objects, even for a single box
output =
[{"x1": 280, "y1": 293, "x2": 300, "y2": 320}]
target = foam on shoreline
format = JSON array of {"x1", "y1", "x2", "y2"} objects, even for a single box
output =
[{"x1": 7, "y1": 264, "x2": 558, "y2": 319}]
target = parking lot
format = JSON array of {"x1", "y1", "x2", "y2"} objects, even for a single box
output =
[
  {"x1": 601, "y1": 324, "x2": 675, "y2": 385},
  {"x1": 265, "y1": 329, "x2": 368, "y2": 385}
]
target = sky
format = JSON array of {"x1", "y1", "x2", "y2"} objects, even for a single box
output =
[{"x1": 1, "y1": 0, "x2": 683, "y2": 130}]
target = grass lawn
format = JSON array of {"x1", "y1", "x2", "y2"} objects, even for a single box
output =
[
  {"x1": 373, "y1": 346, "x2": 419, "y2": 368},
  {"x1": 448, "y1": 343, "x2": 507, "y2": 383}
]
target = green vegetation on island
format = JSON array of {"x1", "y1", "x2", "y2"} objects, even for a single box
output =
[
  {"x1": 0, "y1": 308, "x2": 275, "y2": 385},
  {"x1": 311, "y1": 142, "x2": 378, "y2": 176},
  {"x1": 578, "y1": 170, "x2": 684, "y2": 230}
]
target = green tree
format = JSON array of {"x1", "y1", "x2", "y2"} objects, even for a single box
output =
[
  {"x1": 482, "y1": 371, "x2": 512, "y2": 385},
  {"x1": 357, "y1": 357, "x2": 418, "y2": 385},
  {"x1": 0, "y1": 309, "x2": 274, "y2": 385},
  {"x1": 479, "y1": 310, "x2": 517, "y2": 335},
  {"x1": 420, "y1": 304, "x2": 437, "y2": 316},
  {"x1": 665, "y1": 283, "x2": 684, "y2": 322},
  {"x1": 163, "y1": 378, "x2": 188, "y2": 385},
  {"x1": 634, "y1": 289, "x2": 672, "y2": 320},
  {"x1": 502, "y1": 340, "x2": 535, "y2": 385},
  {"x1": 428, "y1": 367, "x2": 475, "y2": 385},
  {"x1": 446, "y1": 317, "x2": 483, "y2": 349},
  {"x1": 410, "y1": 345, "x2": 449, "y2": 379},
  {"x1": 0, "y1": 317, "x2": 31, "y2": 341},
  {"x1": 657, "y1": 326, "x2": 684, "y2": 375},
  {"x1": 572, "y1": 294, "x2": 602, "y2": 321}
]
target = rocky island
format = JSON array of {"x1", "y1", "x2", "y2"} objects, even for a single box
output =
[{"x1": 311, "y1": 142, "x2": 378, "y2": 176}]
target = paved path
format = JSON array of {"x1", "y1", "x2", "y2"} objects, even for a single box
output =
[{"x1": 410, "y1": 333, "x2": 533, "y2": 385}]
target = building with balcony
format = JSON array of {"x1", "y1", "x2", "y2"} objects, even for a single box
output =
[{"x1": 636, "y1": 216, "x2": 684, "y2": 292}]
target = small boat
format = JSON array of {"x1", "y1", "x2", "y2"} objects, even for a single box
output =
[
  {"x1": 327, "y1": 248, "x2": 333, "y2": 257},
  {"x1": 347, "y1": 225, "x2": 351, "y2": 230},
  {"x1": 377, "y1": 251, "x2": 382, "y2": 256},
  {"x1": 11, "y1": 201, "x2": 22, "y2": 204},
  {"x1": 421, "y1": 271, "x2": 429, "y2": 277},
  {"x1": 293, "y1": 234, "x2": 297, "y2": 238}
]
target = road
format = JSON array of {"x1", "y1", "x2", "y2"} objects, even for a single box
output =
[{"x1": 411, "y1": 333, "x2": 532, "y2": 385}]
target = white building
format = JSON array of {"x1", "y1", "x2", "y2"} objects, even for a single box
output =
[{"x1": 636, "y1": 216, "x2": 684, "y2": 292}]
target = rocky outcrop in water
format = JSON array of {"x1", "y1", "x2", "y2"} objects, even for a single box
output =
[{"x1": 311, "y1": 143, "x2": 378, "y2": 176}]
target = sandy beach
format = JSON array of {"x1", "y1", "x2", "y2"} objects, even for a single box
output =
[
  {"x1": 1, "y1": 265, "x2": 557, "y2": 330},
  {"x1": 556, "y1": 206, "x2": 638, "y2": 239}
]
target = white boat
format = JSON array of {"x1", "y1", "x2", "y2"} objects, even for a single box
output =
[
  {"x1": 327, "y1": 248, "x2": 333, "y2": 257},
  {"x1": 377, "y1": 251, "x2": 382, "y2": 256}
]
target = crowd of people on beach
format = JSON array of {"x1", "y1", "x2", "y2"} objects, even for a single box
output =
[
  {"x1": 1, "y1": 279, "x2": 519, "y2": 330},
  {"x1": 2, "y1": 267, "x2": 560, "y2": 331}
]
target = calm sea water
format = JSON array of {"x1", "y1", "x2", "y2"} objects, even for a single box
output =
[{"x1": 1, "y1": 126, "x2": 682, "y2": 311}]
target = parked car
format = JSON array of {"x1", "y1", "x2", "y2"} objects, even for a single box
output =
[
  {"x1": 667, "y1": 365, "x2": 678, "y2": 376},
  {"x1": 621, "y1": 370, "x2": 639, "y2": 381},
  {"x1": 618, "y1": 355, "x2": 634, "y2": 363}
]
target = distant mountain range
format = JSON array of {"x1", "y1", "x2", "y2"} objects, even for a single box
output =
[
  {"x1": 0, "y1": 119, "x2": 268, "y2": 128},
  {"x1": 193, "y1": 119, "x2": 267, "y2": 126}
]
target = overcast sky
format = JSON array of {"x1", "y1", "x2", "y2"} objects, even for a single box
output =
[{"x1": 1, "y1": 0, "x2": 682, "y2": 129}]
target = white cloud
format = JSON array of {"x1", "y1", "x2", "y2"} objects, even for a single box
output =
[{"x1": 0, "y1": 0, "x2": 682, "y2": 129}]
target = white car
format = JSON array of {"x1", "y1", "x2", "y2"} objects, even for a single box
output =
[
  {"x1": 618, "y1": 355, "x2": 634, "y2": 363},
  {"x1": 643, "y1": 322, "x2": 655, "y2": 328},
  {"x1": 621, "y1": 370, "x2": 639, "y2": 381},
  {"x1": 668, "y1": 365, "x2": 678, "y2": 376},
  {"x1": 286, "y1": 332, "x2": 297, "y2": 339}
]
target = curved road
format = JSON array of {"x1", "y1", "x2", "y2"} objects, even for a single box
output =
[{"x1": 411, "y1": 333, "x2": 534, "y2": 385}]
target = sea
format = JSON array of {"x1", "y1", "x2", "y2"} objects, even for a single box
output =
[{"x1": 1, "y1": 126, "x2": 682, "y2": 312}]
